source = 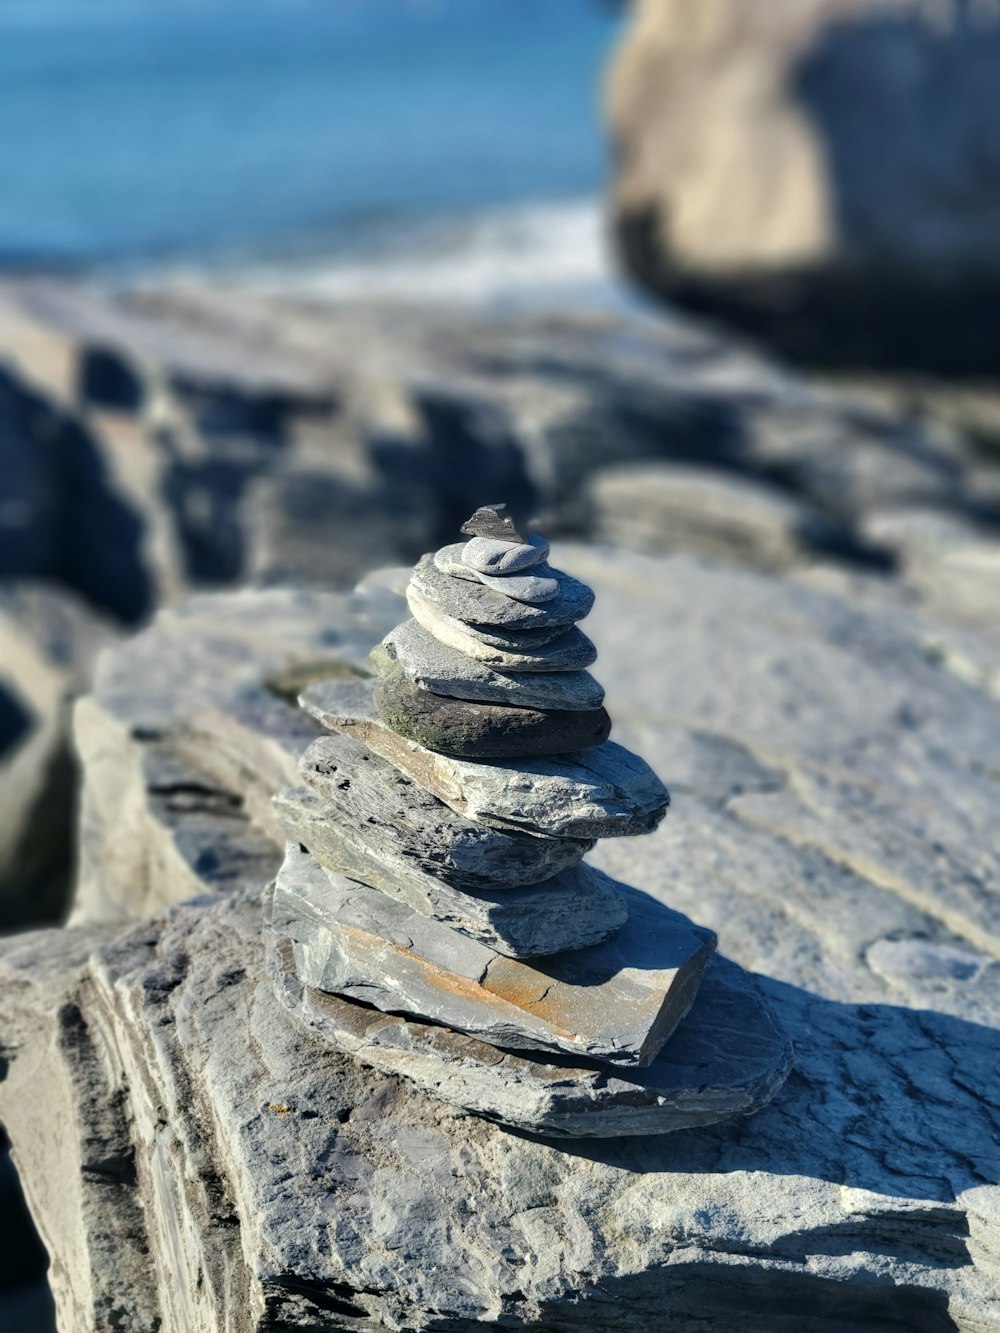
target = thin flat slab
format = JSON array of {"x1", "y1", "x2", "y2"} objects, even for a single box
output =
[
  {"x1": 302, "y1": 678, "x2": 668, "y2": 838},
  {"x1": 462, "y1": 534, "x2": 550, "y2": 575},
  {"x1": 372, "y1": 657, "x2": 611, "y2": 758},
  {"x1": 414, "y1": 612, "x2": 575, "y2": 651},
  {"x1": 272, "y1": 844, "x2": 715, "y2": 1068},
  {"x1": 293, "y1": 731, "x2": 590, "y2": 890},
  {"x1": 435, "y1": 544, "x2": 559, "y2": 603},
  {"x1": 274, "y1": 786, "x2": 625, "y2": 958},
  {"x1": 382, "y1": 619, "x2": 606, "y2": 711},
  {"x1": 268, "y1": 930, "x2": 792, "y2": 1138},
  {"x1": 407, "y1": 583, "x2": 597, "y2": 671},
  {"x1": 411, "y1": 554, "x2": 595, "y2": 629}
]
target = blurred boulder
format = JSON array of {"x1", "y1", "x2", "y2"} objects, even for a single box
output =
[
  {"x1": 861, "y1": 506, "x2": 1000, "y2": 623},
  {"x1": 587, "y1": 463, "x2": 839, "y2": 569},
  {"x1": 608, "y1": 0, "x2": 1000, "y2": 371}
]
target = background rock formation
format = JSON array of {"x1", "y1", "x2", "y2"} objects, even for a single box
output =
[{"x1": 607, "y1": 0, "x2": 1000, "y2": 371}]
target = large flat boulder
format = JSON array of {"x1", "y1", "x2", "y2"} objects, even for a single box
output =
[{"x1": 1, "y1": 545, "x2": 997, "y2": 1327}]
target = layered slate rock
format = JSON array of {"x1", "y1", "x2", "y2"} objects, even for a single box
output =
[
  {"x1": 274, "y1": 789, "x2": 619, "y2": 959},
  {"x1": 373, "y1": 655, "x2": 612, "y2": 758},
  {"x1": 410, "y1": 553, "x2": 595, "y2": 629},
  {"x1": 303, "y1": 677, "x2": 667, "y2": 838},
  {"x1": 381, "y1": 619, "x2": 606, "y2": 710},
  {"x1": 296, "y1": 731, "x2": 592, "y2": 889},
  {"x1": 272, "y1": 844, "x2": 716, "y2": 1067},
  {"x1": 269, "y1": 919, "x2": 788, "y2": 1137},
  {"x1": 273, "y1": 509, "x2": 790, "y2": 1136},
  {"x1": 5, "y1": 548, "x2": 1000, "y2": 1330}
]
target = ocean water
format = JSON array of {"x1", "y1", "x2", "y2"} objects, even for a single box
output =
[{"x1": 0, "y1": 0, "x2": 624, "y2": 301}]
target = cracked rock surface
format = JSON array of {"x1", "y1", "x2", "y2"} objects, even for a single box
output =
[{"x1": 1, "y1": 546, "x2": 998, "y2": 1329}]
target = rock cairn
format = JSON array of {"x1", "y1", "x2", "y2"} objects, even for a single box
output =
[{"x1": 270, "y1": 505, "x2": 791, "y2": 1137}]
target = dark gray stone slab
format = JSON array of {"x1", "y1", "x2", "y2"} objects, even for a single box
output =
[
  {"x1": 273, "y1": 785, "x2": 624, "y2": 958},
  {"x1": 410, "y1": 553, "x2": 595, "y2": 629},
  {"x1": 372, "y1": 657, "x2": 612, "y2": 758},
  {"x1": 294, "y1": 731, "x2": 591, "y2": 890},
  {"x1": 382, "y1": 619, "x2": 606, "y2": 711},
  {"x1": 302, "y1": 678, "x2": 668, "y2": 838},
  {"x1": 407, "y1": 583, "x2": 597, "y2": 671},
  {"x1": 269, "y1": 928, "x2": 791, "y2": 1138},
  {"x1": 272, "y1": 844, "x2": 716, "y2": 1068},
  {"x1": 459, "y1": 502, "x2": 526, "y2": 542}
]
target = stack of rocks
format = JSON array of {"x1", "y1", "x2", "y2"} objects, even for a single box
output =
[{"x1": 269, "y1": 506, "x2": 791, "y2": 1137}]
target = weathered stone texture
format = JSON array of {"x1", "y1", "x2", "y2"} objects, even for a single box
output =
[
  {"x1": 372, "y1": 655, "x2": 612, "y2": 758},
  {"x1": 302, "y1": 678, "x2": 667, "y2": 839},
  {"x1": 272, "y1": 843, "x2": 716, "y2": 1068},
  {"x1": 1, "y1": 546, "x2": 998, "y2": 1328}
]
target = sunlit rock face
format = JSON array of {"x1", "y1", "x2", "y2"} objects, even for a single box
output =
[
  {"x1": 0, "y1": 538, "x2": 997, "y2": 1328},
  {"x1": 608, "y1": 0, "x2": 1000, "y2": 371}
]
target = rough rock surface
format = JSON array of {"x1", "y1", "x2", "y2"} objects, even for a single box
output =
[
  {"x1": 608, "y1": 0, "x2": 1000, "y2": 370},
  {"x1": 274, "y1": 785, "x2": 621, "y2": 960},
  {"x1": 407, "y1": 583, "x2": 597, "y2": 670},
  {"x1": 1, "y1": 880, "x2": 994, "y2": 1330},
  {"x1": 272, "y1": 844, "x2": 716, "y2": 1067},
  {"x1": 381, "y1": 619, "x2": 606, "y2": 711},
  {"x1": 373, "y1": 656, "x2": 612, "y2": 758},
  {"x1": 2, "y1": 547, "x2": 999, "y2": 1328},
  {"x1": 270, "y1": 926, "x2": 789, "y2": 1140},
  {"x1": 293, "y1": 732, "x2": 592, "y2": 888},
  {"x1": 70, "y1": 582, "x2": 404, "y2": 927},
  {"x1": 302, "y1": 677, "x2": 668, "y2": 839}
]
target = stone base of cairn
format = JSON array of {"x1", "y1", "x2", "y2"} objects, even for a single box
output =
[{"x1": 269, "y1": 506, "x2": 792, "y2": 1137}]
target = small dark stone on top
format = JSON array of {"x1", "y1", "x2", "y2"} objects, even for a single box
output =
[{"x1": 459, "y1": 504, "x2": 526, "y2": 544}]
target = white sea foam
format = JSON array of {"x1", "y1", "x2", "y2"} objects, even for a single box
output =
[{"x1": 212, "y1": 197, "x2": 631, "y2": 312}]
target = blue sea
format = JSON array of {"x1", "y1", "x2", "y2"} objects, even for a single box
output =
[{"x1": 0, "y1": 0, "x2": 624, "y2": 302}]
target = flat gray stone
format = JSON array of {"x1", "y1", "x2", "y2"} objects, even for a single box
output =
[
  {"x1": 270, "y1": 931, "x2": 791, "y2": 1138},
  {"x1": 434, "y1": 543, "x2": 560, "y2": 602},
  {"x1": 461, "y1": 534, "x2": 550, "y2": 575},
  {"x1": 459, "y1": 502, "x2": 526, "y2": 543},
  {"x1": 272, "y1": 844, "x2": 716, "y2": 1067},
  {"x1": 411, "y1": 553, "x2": 595, "y2": 629},
  {"x1": 407, "y1": 583, "x2": 597, "y2": 671},
  {"x1": 273, "y1": 785, "x2": 625, "y2": 958},
  {"x1": 382, "y1": 619, "x2": 606, "y2": 711},
  {"x1": 302, "y1": 678, "x2": 669, "y2": 838},
  {"x1": 294, "y1": 731, "x2": 591, "y2": 890},
  {"x1": 418, "y1": 613, "x2": 577, "y2": 651},
  {"x1": 372, "y1": 657, "x2": 612, "y2": 758}
]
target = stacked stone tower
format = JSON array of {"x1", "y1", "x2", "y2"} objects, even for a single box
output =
[{"x1": 270, "y1": 506, "x2": 791, "y2": 1136}]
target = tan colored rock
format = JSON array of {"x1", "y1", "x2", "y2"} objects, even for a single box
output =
[{"x1": 608, "y1": 0, "x2": 1000, "y2": 369}]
